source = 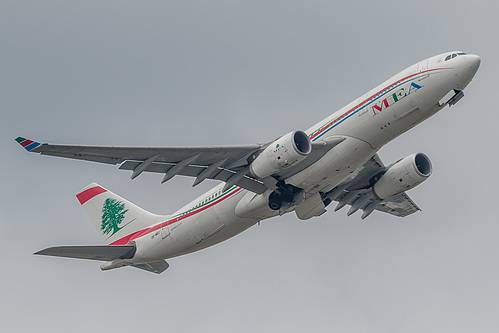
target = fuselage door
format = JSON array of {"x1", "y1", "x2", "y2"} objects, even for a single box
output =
[
  {"x1": 417, "y1": 60, "x2": 429, "y2": 81},
  {"x1": 357, "y1": 93, "x2": 370, "y2": 117},
  {"x1": 161, "y1": 222, "x2": 170, "y2": 239}
]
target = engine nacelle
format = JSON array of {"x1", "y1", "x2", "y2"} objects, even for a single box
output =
[
  {"x1": 372, "y1": 153, "x2": 432, "y2": 200},
  {"x1": 249, "y1": 130, "x2": 312, "y2": 179}
]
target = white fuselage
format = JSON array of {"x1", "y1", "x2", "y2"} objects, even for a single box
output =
[{"x1": 125, "y1": 52, "x2": 480, "y2": 264}]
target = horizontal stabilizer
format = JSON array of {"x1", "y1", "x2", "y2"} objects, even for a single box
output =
[
  {"x1": 34, "y1": 245, "x2": 136, "y2": 261},
  {"x1": 131, "y1": 260, "x2": 170, "y2": 274}
]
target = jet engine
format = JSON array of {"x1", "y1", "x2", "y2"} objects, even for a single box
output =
[
  {"x1": 249, "y1": 130, "x2": 312, "y2": 179},
  {"x1": 372, "y1": 153, "x2": 432, "y2": 200}
]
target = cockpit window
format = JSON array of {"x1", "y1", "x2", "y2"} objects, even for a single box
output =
[{"x1": 445, "y1": 52, "x2": 467, "y2": 61}]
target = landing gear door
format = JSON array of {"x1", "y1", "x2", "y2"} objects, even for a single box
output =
[{"x1": 417, "y1": 60, "x2": 429, "y2": 81}]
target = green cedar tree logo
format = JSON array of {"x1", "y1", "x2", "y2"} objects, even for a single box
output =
[{"x1": 101, "y1": 198, "x2": 129, "y2": 236}]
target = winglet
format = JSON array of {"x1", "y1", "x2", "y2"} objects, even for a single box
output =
[{"x1": 15, "y1": 137, "x2": 42, "y2": 152}]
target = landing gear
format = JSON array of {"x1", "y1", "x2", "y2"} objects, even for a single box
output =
[
  {"x1": 268, "y1": 192, "x2": 282, "y2": 210},
  {"x1": 267, "y1": 182, "x2": 302, "y2": 211}
]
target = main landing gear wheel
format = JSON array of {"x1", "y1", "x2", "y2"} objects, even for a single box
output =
[
  {"x1": 267, "y1": 182, "x2": 303, "y2": 211},
  {"x1": 268, "y1": 192, "x2": 283, "y2": 210}
]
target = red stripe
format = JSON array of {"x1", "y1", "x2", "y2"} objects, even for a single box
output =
[
  {"x1": 110, "y1": 227, "x2": 156, "y2": 245},
  {"x1": 309, "y1": 68, "x2": 449, "y2": 141},
  {"x1": 20, "y1": 139, "x2": 34, "y2": 147},
  {"x1": 110, "y1": 187, "x2": 243, "y2": 245},
  {"x1": 76, "y1": 186, "x2": 107, "y2": 205}
]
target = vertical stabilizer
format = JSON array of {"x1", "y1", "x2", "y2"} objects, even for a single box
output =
[{"x1": 76, "y1": 183, "x2": 167, "y2": 245}]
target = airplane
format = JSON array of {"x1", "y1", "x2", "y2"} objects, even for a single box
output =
[{"x1": 16, "y1": 51, "x2": 480, "y2": 274}]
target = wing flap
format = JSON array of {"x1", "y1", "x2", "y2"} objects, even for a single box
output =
[
  {"x1": 375, "y1": 192, "x2": 421, "y2": 217},
  {"x1": 322, "y1": 154, "x2": 423, "y2": 219},
  {"x1": 34, "y1": 245, "x2": 136, "y2": 261},
  {"x1": 120, "y1": 161, "x2": 268, "y2": 194},
  {"x1": 326, "y1": 188, "x2": 421, "y2": 219}
]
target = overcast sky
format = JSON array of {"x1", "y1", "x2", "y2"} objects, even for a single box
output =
[{"x1": 1, "y1": 1, "x2": 498, "y2": 332}]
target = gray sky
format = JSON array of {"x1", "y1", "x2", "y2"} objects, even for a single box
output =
[{"x1": 1, "y1": 1, "x2": 498, "y2": 332}]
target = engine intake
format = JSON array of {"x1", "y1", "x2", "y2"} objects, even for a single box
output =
[
  {"x1": 372, "y1": 153, "x2": 432, "y2": 200},
  {"x1": 249, "y1": 130, "x2": 312, "y2": 179}
]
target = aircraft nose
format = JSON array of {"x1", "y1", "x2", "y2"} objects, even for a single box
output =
[
  {"x1": 455, "y1": 54, "x2": 481, "y2": 90},
  {"x1": 467, "y1": 54, "x2": 481, "y2": 75}
]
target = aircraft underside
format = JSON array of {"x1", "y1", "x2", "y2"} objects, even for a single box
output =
[{"x1": 18, "y1": 51, "x2": 480, "y2": 273}]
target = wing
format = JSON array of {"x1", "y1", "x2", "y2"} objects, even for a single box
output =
[
  {"x1": 16, "y1": 136, "x2": 341, "y2": 194},
  {"x1": 16, "y1": 136, "x2": 268, "y2": 193},
  {"x1": 321, "y1": 154, "x2": 421, "y2": 219}
]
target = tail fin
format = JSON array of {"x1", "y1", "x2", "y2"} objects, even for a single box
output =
[{"x1": 76, "y1": 183, "x2": 167, "y2": 245}]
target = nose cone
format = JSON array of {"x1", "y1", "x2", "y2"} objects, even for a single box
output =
[
  {"x1": 455, "y1": 54, "x2": 481, "y2": 90},
  {"x1": 467, "y1": 54, "x2": 481, "y2": 75}
]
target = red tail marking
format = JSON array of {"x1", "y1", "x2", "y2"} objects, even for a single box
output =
[{"x1": 76, "y1": 186, "x2": 107, "y2": 205}]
